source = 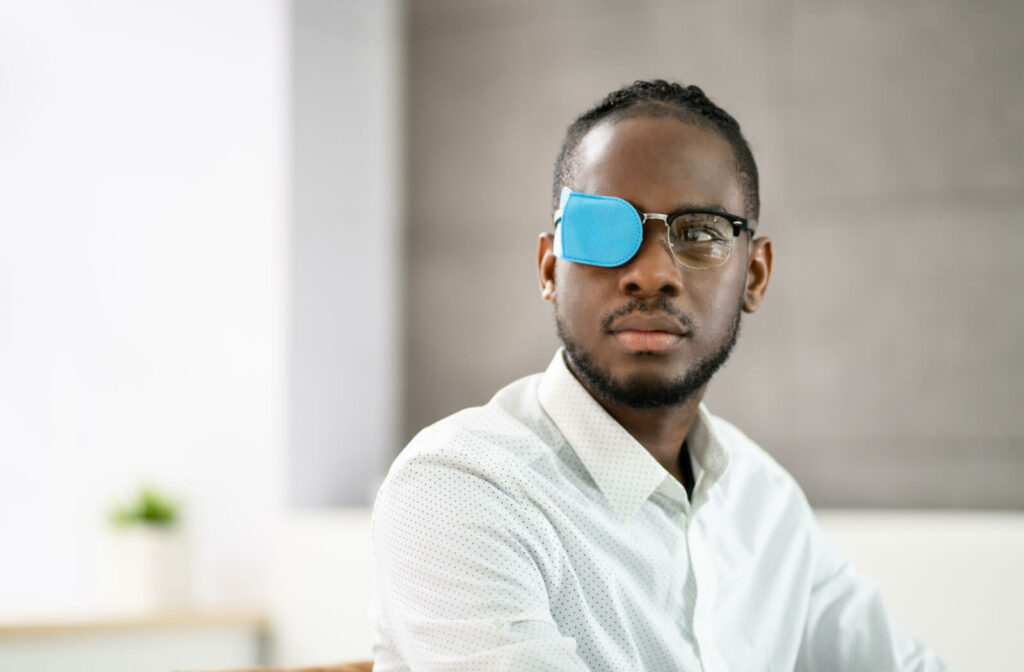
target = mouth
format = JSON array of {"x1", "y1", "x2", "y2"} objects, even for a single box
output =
[
  {"x1": 607, "y1": 315, "x2": 689, "y2": 353},
  {"x1": 611, "y1": 330, "x2": 683, "y2": 352}
]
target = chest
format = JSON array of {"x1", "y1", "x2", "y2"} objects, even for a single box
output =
[{"x1": 539, "y1": 499, "x2": 813, "y2": 671}]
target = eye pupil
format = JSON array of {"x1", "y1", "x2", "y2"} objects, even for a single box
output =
[{"x1": 672, "y1": 214, "x2": 729, "y2": 241}]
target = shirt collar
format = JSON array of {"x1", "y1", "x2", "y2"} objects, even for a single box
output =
[
  {"x1": 688, "y1": 403, "x2": 731, "y2": 505},
  {"x1": 537, "y1": 349, "x2": 730, "y2": 519}
]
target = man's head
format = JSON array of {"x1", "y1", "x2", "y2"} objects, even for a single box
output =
[
  {"x1": 537, "y1": 80, "x2": 772, "y2": 410},
  {"x1": 552, "y1": 80, "x2": 760, "y2": 221}
]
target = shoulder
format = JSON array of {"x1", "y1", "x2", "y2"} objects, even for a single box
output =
[
  {"x1": 704, "y1": 410, "x2": 813, "y2": 515},
  {"x1": 708, "y1": 412, "x2": 798, "y2": 486},
  {"x1": 393, "y1": 372, "x2": 553, "y2": 471},
  {"x1": 372, "y1": 372, "x2": 569, "y2": 569},
  {"x1": 700, "y1": 410, "x2": 828, "y2": 570},
  {"x1": 376, "y1": 372, "x2": 558, "y2": 516}
]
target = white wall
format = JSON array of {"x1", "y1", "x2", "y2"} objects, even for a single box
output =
[
  {"x1": 271, "y1": 510, "x2": 374, "y2": 665},
  {"x1": 0, "y1": 0, "x2": 288, "y2": 616},
  {"x1": 819, "y1": 510, "x2": 1024, "y2": 672}
]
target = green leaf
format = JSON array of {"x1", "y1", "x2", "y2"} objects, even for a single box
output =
[{"x1": 109, "y1": 485, "x2": 181, "y2": 528}]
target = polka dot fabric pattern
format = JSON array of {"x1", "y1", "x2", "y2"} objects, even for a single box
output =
[{"x1": 370, "y1": 350, "x2": 952, "y2": 672}]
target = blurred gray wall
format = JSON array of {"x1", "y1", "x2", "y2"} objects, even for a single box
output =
[
  {"x1": 404, "y1": 0, "x2": 1024, "y2": 508},
  {"x1": 289, "y1": 0, "x2": 402, "y2": 506}
]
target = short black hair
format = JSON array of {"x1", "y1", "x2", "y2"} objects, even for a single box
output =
[{"x1": 552, "y1": 80, "x2": 760, "y2": 219}]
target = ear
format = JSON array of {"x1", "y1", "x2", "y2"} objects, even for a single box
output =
[
  {"x1": 537, "y1": 232, "x2": 556, "y2": 301},
  {"x1": 743, "y1": 236, "x2": 772, "y2": 313}
]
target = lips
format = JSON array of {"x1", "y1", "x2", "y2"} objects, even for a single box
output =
[
  {"x1": 610, "y1": 315, "x2": 687, "y2": 335},
  {"x1": 608, "y1": 314, "x2": 689, "y2": 352}
]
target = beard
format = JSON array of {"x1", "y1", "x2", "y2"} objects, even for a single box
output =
[{"x1": 555, "y1": 294, "x2": 742, "y2": 410}]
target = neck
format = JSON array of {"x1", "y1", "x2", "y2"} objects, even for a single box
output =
[{"x1": 568, "y1": 362, "x2": 705, "y2": 485}]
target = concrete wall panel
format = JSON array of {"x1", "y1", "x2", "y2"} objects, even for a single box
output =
[{"x1": 404, "y1": 0, "x2": 1024, "y2": 507}]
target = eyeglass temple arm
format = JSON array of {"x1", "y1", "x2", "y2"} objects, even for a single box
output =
[{"x1": 734, "y1": 218, "x2": 758, "y2": 236}]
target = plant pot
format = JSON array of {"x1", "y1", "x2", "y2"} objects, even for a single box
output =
[{"x1": 103, "y1": 526, "x2": 190, "y2": 613}]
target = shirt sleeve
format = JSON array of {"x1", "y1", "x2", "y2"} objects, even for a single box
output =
[
  {"x1": 371, "y1": 452, "x2": 590, "y2": 672},
  {"x1": 795, "y1": 516, "x2": 953, "y2": 672}
]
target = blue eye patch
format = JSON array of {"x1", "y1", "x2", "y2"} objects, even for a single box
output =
[{"x1": 553, "y1": 187, "x2": 643, "y2": 267}]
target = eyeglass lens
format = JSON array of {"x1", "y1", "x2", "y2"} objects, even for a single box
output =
[{"x1": 666, "y1": 213, "x2": 734, "y2": 268}]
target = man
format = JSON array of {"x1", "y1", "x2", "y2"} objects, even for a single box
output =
[{"x1": 372, "y1": 80, "x2": 949, "y2": 671}]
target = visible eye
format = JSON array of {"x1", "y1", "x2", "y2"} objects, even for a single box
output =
[
  {"x1": 681, "y1": 227, "x2": 721, "y2": 243},
  {"x1": 666, "y1": 213, "x2": 736, "y2": 269},
  {"x1": 670, "y1": 213, "x2": 731, "y2": 245}
]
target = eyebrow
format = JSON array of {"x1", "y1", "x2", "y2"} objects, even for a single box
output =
[{"x1": 627, "y1": 200, "x2": 736, "y2": 216}]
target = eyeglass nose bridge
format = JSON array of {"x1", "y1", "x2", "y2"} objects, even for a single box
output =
[
  {"x1": 639, "y1": 213, "x2": 671, "y2": 225},
  {"x1": 636, "y1": 212, "x2": 687, "y2": 267},
  {"x1": 638, "y1": 212, "x2": 674, "y2": 252}
]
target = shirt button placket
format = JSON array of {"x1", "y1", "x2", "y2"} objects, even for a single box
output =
[{"x1": 687, "y1": 510, "x2": 726, "y2": 672}]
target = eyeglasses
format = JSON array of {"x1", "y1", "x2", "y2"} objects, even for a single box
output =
[{"x1": 553, "y1": 187, "x2": 757, "y2": 270}]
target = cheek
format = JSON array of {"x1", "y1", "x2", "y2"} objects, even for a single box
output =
[
  {"x1": 691, "y1": 265, "x2": 746, "y2": 318},
  {"x1": 555, "y1": 264, "x2": 606, "y2": 317}
]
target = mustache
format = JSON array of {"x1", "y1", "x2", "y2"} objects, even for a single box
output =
[{"x1": 600, "y1": 296, "x2": 695, "y2": 332}]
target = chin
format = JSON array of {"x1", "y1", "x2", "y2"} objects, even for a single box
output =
[
  {"x1": 555, "y1": 304, "x2": 742, "y2": 410},
  {"x1": 613, "y1": 347, "x2": 691, "y2": 374}
]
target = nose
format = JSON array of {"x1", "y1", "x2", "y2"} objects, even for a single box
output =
[{"x1": 617, "y1": 222, "x2": 683, "y2": 297}]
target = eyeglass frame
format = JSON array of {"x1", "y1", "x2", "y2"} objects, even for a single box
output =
[
  {"x1": 552, "y1": 201, "x2": 759, "y2": 269},
  {"x1": 635, "y1": 207, "x2": 757, "y2": 238}
]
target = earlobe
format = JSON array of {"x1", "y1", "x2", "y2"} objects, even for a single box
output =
[
  {"x1": 537, "y1": 232, "x2": 557, "y2": 302},
  {"x1": 742, "y1": 237, "x2": 773, "y2": 313}
]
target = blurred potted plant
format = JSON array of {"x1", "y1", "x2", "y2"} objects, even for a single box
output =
[
  {"x1": 110, "y1": 486, "x2": 181, "y2": 528},
  {"x1": 105, "y1": 485, "x2": 190, "y2": 613}
]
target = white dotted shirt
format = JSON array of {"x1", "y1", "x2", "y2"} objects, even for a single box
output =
[{"x1": 371, "y1": 350, "x2": 950, "y2": 671}]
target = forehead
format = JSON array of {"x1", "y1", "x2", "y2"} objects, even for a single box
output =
[{"x1": 571, "y1": 115, "x2": 744, "y2": 214}]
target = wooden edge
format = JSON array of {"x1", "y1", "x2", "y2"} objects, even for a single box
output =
[{"x1": 0, "y1": 610, "x2": 269, "y2": 639}]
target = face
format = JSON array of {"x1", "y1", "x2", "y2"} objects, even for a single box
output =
[{"x1": 538, "y1": 115, "x2": 772, "y2": 409}]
